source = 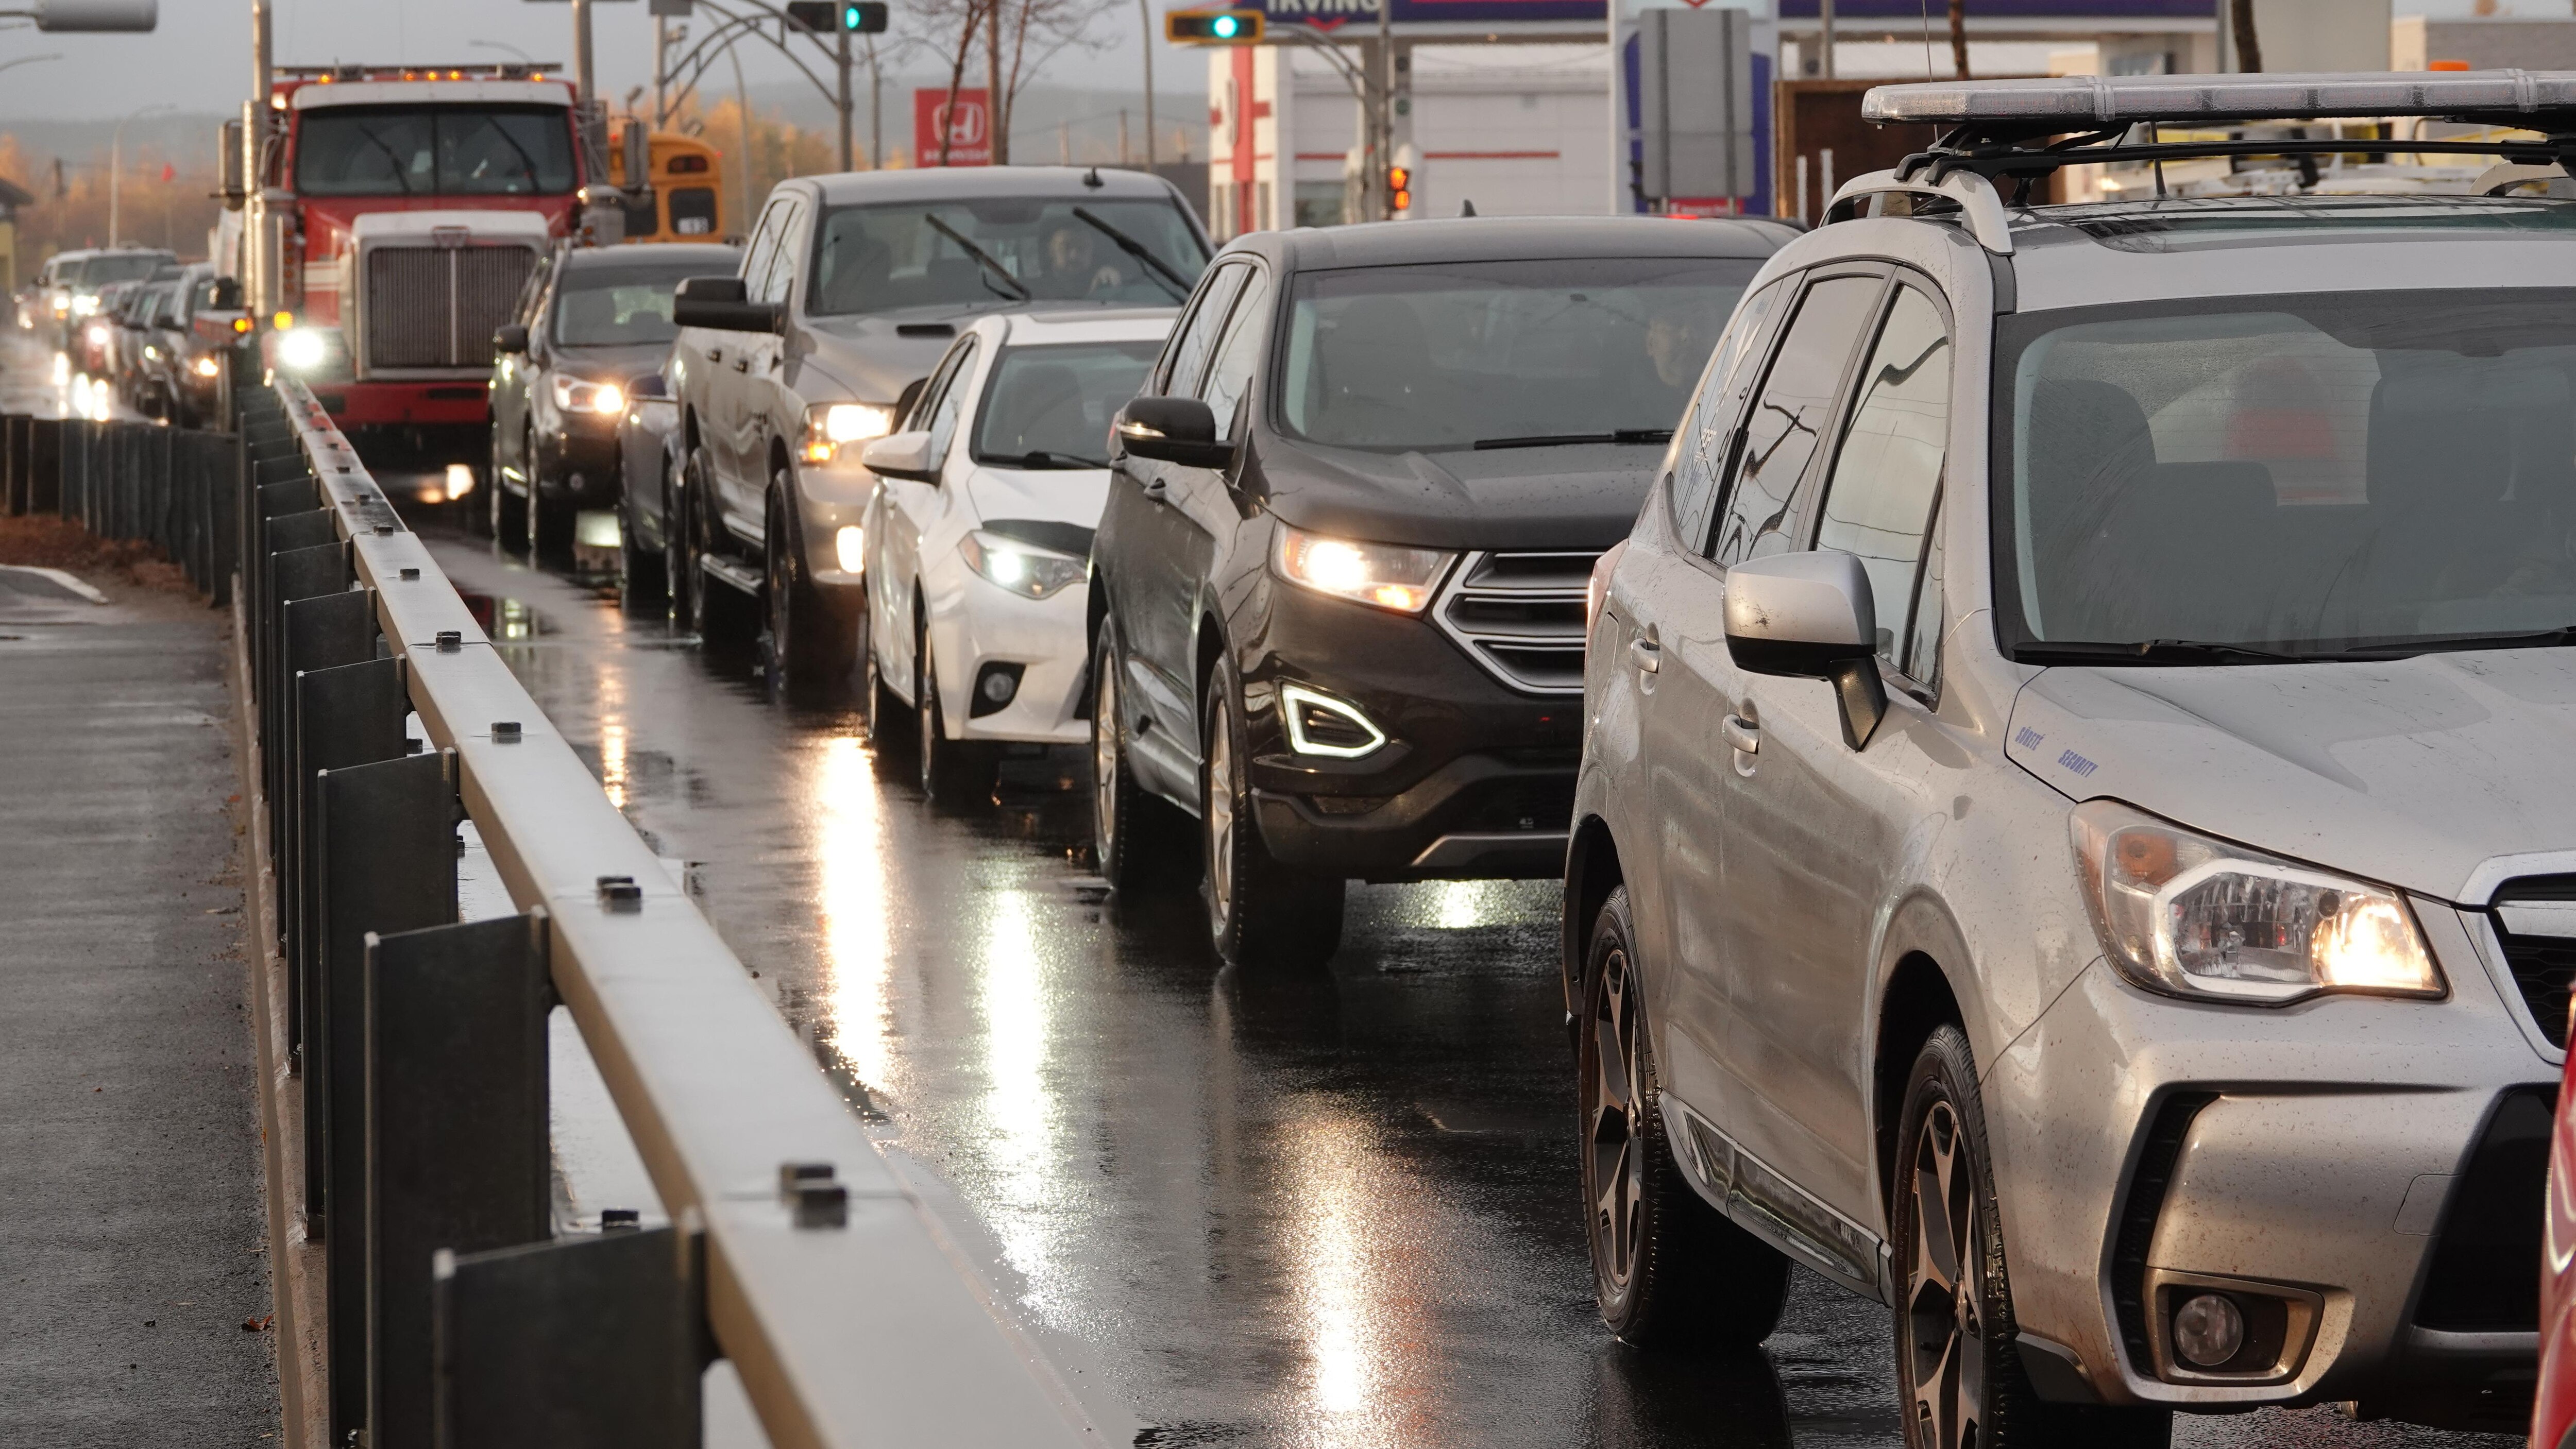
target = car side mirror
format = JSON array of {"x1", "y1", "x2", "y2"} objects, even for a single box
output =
[
  {"x1": 629, "y1": 372, "x2": 668, "y2": 399},
  {"x1": 157, "y1": 316, "x2": 184, "y2": 331},
  {"x1": 672, "y1": 275, "x2": 782, "y2": 334},
  {"x1": 860, "y1": 430, "x2": 937, "y2": 483},
  {"x1": 1113, "y1": 395, "x2": 1234, "y2": 470},
  {"x1": 493, "y1": 323, "x2": 529, "y2": 355},
  {"x1": 1722, "y1": 550, "x2": 1887, "y2": 750},
  {"x1": 210, "y1": 278, "x2": 241, "y2": 310}
]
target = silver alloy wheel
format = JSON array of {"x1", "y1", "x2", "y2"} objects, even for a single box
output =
[
  {"x1": 1092, "y1": 662, "x2": 1119, "y2": 861},
  {"x1": 1204, "y1": 703, "x2": 1234, "y2": 937},
  {"x1": 1587, "y1": 941, "x2": 1642, "y2": 1295},
  {"x1": 1906, "y1": 1100, "x2": 1984, "y2": 1449}
]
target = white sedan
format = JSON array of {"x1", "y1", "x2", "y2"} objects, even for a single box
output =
[{"x1": 858, "y1": 308, "x2": 1177, "y2": 798}]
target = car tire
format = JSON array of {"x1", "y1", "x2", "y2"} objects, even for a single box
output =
[
  {"x1": 916, "y1": 626, "x2": 994, "y2": 802},
  {"x1": 1201, "y1": 657, "x2": 1343, "y2": 970},
  {"x1": 619, "y1": 488, "x2": 667, "y2": 615},
  {"x1": 1893, "y1": 1026, "x2": 2172, "y2": 1449},
  {"x1": 688, "y1": 454, "x2": 758, "y2": 652},
  {"x1": 1581, "y1": 885, "x2": 1791, "y2": 1349},
  {"x1": 527, "y1": 425, "x2": 573, "y2": 563},
  {"x1": 761, "y1": 476, "x2": 855, "y2": 703},
  {"x1": 1090, "y1": 623, "x2": 1175, "y2": 891},
  {"x1": 493, "y1": 465, "x2": 529, "y2": 552},
  {"x1": 859, "y1": 592, "x2": 910, "y2": 752},
  {"x1": 666, "y1": 455, "x2": 700, "y2": 628}
]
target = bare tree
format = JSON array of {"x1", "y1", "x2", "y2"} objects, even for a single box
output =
[
  {"x1": 1947, "y1": 0, "x2": 1968, "y2": 79},
  {"x1": 908, "y1": 0, "x2": 1119, "y2": 166}
]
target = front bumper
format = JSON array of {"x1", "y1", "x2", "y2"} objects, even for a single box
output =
[
  {"x1": 1990, "y1": 901, "x2": 2554, "y2": 1424},
  {"x1": 305, "y1": 379, "x2": 491, "y2": 428},
  {"x1": 793, "y1": 459, "x2": 874, "y2": 591},
  {"x1": 926, "y1": 564, "x2": 1089, "y2": 746},
  {"x1": 534, "y1": 421, "x2": 624, "y2": 507},
  {"x1": 1238, "y1": 579, "x2": 1582, "y2": 882}
]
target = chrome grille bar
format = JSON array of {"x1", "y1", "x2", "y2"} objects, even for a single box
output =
[{"x1": 1432, "y1": 549, "x2": 1600, "y2": 695}]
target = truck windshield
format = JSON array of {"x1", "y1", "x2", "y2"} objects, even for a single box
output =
[
  {"x1": 1999, "y1": 288, "x2": 2576, "y2": 661},
  {"x1": 295, "y1": 105, "x2": 576, "y2": 197},
  {"x1": 1275, "y1": 257, "x2": 1757, "y2": 453},
  {"x1": 807, "y1": 199, "x2": 1207, "y2": 316},
  {"x1": 971, "y1": 340, "x2": 1162, "y2": 468},
  {"x1": 77, "y1": 253, "x2": 167, "y2": 286},
  {"x1": 553, "y1": 264, "x2": 710, "y2": 347}
]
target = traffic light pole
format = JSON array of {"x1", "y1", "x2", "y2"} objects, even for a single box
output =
[{"x1": 838, "y1": 28, "x2": 854, "y2": 171}]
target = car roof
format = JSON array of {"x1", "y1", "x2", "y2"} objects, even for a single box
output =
[
  {"x1": 792, "y1": 164, "x2": 1190, "y2": 209},
  {"x1": 1230, "y1": 215, "x2": 1797, "y2": 272},
  {"x1": 559, "y1": 242, "x2": 741, "y2": 270},
  {"x1": 987, "y1": 306, "x2": 1179, "y2": 347}
]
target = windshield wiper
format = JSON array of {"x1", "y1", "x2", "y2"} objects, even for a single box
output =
[
  {"x1": 1014, "y1": 450, "x2": 1107, "y2": 469},
  {"x1": 1070, "y1": 206, "x2": 1192, "y2": 301},
  {"x1": 923, "y1": 215, "x2": 1030, "y2": 302},
  {"x1": 2019, "y1": 638, "x2": 2317, "y2": 664},
  {"x1": 1472, "y1": 429, "x2": 1672, "y2": 451}
]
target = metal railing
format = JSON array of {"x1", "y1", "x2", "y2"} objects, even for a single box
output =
[{"x1": 207, "y1": 376, "x2": 1098, "y2": 1448}]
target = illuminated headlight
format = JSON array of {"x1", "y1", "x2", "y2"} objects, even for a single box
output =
[
  {"x1": 1272, "y1": 523, "x2": 1454, "y2": 615},
  {"x1": 551, "y1": 374, "x2": 625, "y2": 415},
  {"x1": 802, "y1": 401, "x2": 895, "y2": 463},
  {"x1": 2070, "y1": 799, "x2": 2444, "y2": 1004},
  {"x1": 85, "y1": 323, "x2": 109, "y2": 347},
  {"x1": 143, "y1": 345, "x2": 161, "y2": 361},
  {"x1": 193, "y1": 357, "x2": 221, "y2": 378},
  {"x1": 958, "y1": 529, "x2": 1083, "y2": 600},
  {"x1": 1280, "y1": 682, "x2": 1387, "y2": 759},
  {"x1": 835, "y1": 525, "x2": 865, "y2": 574},
  {"x1": 73, "y1": 295, "x2": 97, "y2": 316},
  {"x1": 52, "y1": 297, "x2": 69, "y2": 315},
  {"x1": 277, "y1": 328, "x2": 332, "y2": 371},
  {"x1": 445, "y1": 463, "x2": 477, "y2": 500}
]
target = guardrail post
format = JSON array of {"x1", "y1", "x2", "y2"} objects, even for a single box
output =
[
  {"x1": 317, "y1": 748, "x2": 461, "y2": 1449},
  {"x1": 366, "y1": 911, "x2": 553, "y2": 1449},
  {"x1": 259, "y1": 527, "x2": 341, "y2": 883},
  {"x1": 206, "y1": 435, "x2": 240, "y2": 608},
  {"x1": 284, "y1": 596, "x2": 392, "y2": 1124},
  {"x1": 5, "y1": 415, "x2": 26, "y2": 516},
  {"x1": 28, "y1": 417, "x2": 60, "y2": 516},
  {"x1": 434, "y1": 1223, "x2": 705, "y2": 1449}
]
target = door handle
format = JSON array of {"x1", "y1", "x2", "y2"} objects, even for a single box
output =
[
  {"x1": 706, "y1": 347, "x2": 723, "y2": 364},
  {"x1": 732, "y1": 354, "x2": 750, "y2": 372},
  {"x1": 1141, "y1": 477, "x2": 1169, "y2": 503},
  {"x1": 1723, "y1": 714, "x2": 1760, "y2": 755},
  {"x1": 1628, "y1": 636, "x2": 1660, "y2": 674}
]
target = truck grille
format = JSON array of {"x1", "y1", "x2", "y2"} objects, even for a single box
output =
[
  {"x1": 1432, "y1": 551, "x2": 1599, "y2": 695},
  {"x1": 2488, "y1": 876, "x2": 2576, "y2": 1048},
  {"x1": 365, "y1": 246, "x2": 534, "y2": 371}
]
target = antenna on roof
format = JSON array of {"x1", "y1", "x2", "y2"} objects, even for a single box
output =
[
  {"x1": 1082, "y1": 165, "x2": 1105, "y2": 189},
  {"x1": 1460, "y1": 198, "x2": 1477, "y2": 216}
]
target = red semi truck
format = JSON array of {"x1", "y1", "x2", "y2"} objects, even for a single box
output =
[{"x1": 238, "y1": 64, "x2": 591, "y2": 499}]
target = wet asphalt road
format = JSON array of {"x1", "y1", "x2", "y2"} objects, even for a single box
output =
[{"x1": 417, "y1": 519, "x2": 2520, "y2": 1449}]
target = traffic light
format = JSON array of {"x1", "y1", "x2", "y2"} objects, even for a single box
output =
[
  {"x1": 786, "y1": 0, "x2": 888, "y2": 33},
  {"x1": 1166, "y1": 8, "x2": 1263, "y2": 44},
  {"x1": 1388, "y1": 145, "x2": 1419, "y2": 216}
]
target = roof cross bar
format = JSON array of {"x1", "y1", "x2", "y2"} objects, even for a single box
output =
[{"x1": 1823, "y1": 168, "x2": 2018, "y2": 254}]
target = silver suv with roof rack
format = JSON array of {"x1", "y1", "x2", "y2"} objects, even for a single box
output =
[{"x1": 1569, "y1": 70, "x2": 2571, "y2": 1446}]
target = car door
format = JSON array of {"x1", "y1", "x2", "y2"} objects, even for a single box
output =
[
  {"x1": 735, "y1": 193, "x2": 807, "y2": 532},
  {"x1": 1714, "y1": 275, "x2": 1961, "y2": 1227},
  {"x1": 1634, "y1": 266, "x2": 1888, "y2": 1199},
  {"x1": 884, "y1": 334, "x2": 980, "y2": 703},
  {"x1": 1103, "y1": 259, "x2": 1248, "y2": 796},
  {"x1": 492, "y1": 252, "x2": 554, "y2": 492},
  {"x1": 699, "y1": 198, "x2": 785, "y2": 501},
  {"x1": 1156, "y1": 263, "x2": 1274, "y2": 761},
  {"x1": 869, "y1": 342, "x2": 965, "y2": 680}
]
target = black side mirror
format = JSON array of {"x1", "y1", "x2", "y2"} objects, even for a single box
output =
[
  {"x1": 893, "y1": 374, "x2": 929, "y2": 428},
  {"x1": 672, "y1": 275, "x2": 783, "y2": 334},
  {"x1": 210, "y1": 278, "x2": 241, "y2": 309},
  {"x1": 629, "y1": 372, "x2": 669, "y2": 399},
  {"x1": 494, "y1": 323, "x2": 530, "y2": 355},
  {"x1": 1113, "y1": 395, "x2": 1234, "y2": 469}
]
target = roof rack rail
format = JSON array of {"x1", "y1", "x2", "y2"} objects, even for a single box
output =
[{"x1": 1823, "y1": 167, "x2": 2016, "y2": 254}]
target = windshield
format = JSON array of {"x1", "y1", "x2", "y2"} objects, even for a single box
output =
[
  {"x1": 2000, "y1": 289, "x2": 2576, "y2": 660},
  {"x1": 1276, "y1": 257, "x2": 1758, "y2": 452},
  {"x1": 807, "y1": 198, "x2": 1207, "y2": 316},
  {"x1": 78, "y1": 253, "x2": 166, "y2": 286},
  {"x1": 295, "y1": 105, "x2": 577, "y2": 196},
  {"x1": 553, "y1": 265, "x2": 706, "y2": 347},
  {"x1": 971, "y1": 339, "x2": 1162, "y2": 468}
]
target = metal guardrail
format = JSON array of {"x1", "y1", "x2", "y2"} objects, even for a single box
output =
[{"x1": 218, "y1": 376, "x2": 1100, "y2": 1448}]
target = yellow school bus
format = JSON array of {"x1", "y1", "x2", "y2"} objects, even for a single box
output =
[{"x1": 608, "y1": 118, "x2": 731, "y2": 244}]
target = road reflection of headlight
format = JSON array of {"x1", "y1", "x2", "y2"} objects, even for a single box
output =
[{"x1": 278, "y1": 328, "x2": 330, "y2": 372}]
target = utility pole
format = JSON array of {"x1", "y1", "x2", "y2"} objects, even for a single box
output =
[
  {"x1": 1375, "y1": 0, "x2": 1391, "y2": 219},
  {"x1": 654, "y1": 13, "x2": 668, "y2": 125},
  {"x1": 837, "y1": 27, "x2": 854, "y2": 170},
  {"x1": 1139, "y1": 0, "x2": 1155, "y2": 174},
  {"x1": 573, "y1": 0, "x2": 597, "y2": 107},
  {"x1": 987, "y1": 0, "x2": 1005, "y2": 165},
  {"x1": 868, "y1": 35, "x2": 882, "y2": 166},
  {"x1": 250, "y1": 0, "x2": 271, "y2": 103},
  {"x1": 1819, "y1": 0, "x2": 1835, "y2": 77}
]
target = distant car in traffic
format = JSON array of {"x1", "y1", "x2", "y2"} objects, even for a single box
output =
[
  {"x1": 40, "y1": 247, "x2": 172, "y2": 352},
  {"x1": 1573, "y1": 72, "x2": 2568, "y2": 1448},
  {"x1": 855, "y1": 306, "x2": 1176, "y2": 797},
  {"x1": 1086, "y1": 215, "x2": 1786, "y2": 969},
  {"x1": 487, "y1": 240, "x2": 741, "y2": 560},
  {"x1": 669, "y1": 165, "x2": 1211, "y2": 699}
]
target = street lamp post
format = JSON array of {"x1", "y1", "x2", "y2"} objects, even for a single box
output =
[{"x1": 110, "y1": 102, "x2": 173, "y2": 247}]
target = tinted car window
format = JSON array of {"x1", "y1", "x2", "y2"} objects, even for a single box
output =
[
  {"x1": 1815, "y1": 284, "x2": 1951, "y2": 667},
  {"x1": 555, "y1": 263, "x2": 720, "y2": 347},
  {"x1": 924, "y1": 337, "x2": 981, "y2": 467},
  {"x1": 806, "y1": 198, "x2": 1207, "y2": 316},
  {"x1": 295, "y1": 106, "x2": 576, "y2": 196},
  {"x1": 1709, "y1": 274, "x2": 1882, "y2": 568},
  {"x1": 754, "y1": 199, "x2": 806, "y2": 305},
  {"x1": 78, "y1": 253, "x2": 165, "y2": 285},
  {"x1": 1672, "y1": 276, "x2": 1791, "y2": 549},
  {"x1": 971, "y1": 340, "x2": 1161, "y2": 467},
  {"x1": 1199, "y1": 272, "x2": 1272, "y2": 441},
  {"x1": 1160, "y1": 262, "x2": 1247, "y2": 396},
  {"x1": 1275, "y1": 256, "x2": 1757, "y2": 453}
]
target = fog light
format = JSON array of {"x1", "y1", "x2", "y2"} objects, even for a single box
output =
[
  {"x1": 1281, "y1": 681, "x2": 1388, "y2": 759},
  {"x1": 2173, "y1": 1293, "x2": 2244, "y2": 1368},
  {"x1": 969, "y1": 661, "x2": 1024, "y2": 718},
  {"x1": 445, "y1": 463, "x2": 476, "y2": 500},
  {"x1": 835, "y1": 524, "x2": 864, "y2": 574}
]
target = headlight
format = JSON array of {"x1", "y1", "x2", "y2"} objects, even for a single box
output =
[
  {"x1": 193, "y1": 356, "x2": 221, "y2": 378},
  {"x1": 276, "y1": 327, "x2": 331, "y2": 372},
  {"x1": 802, "y1": 401, "x2": 894, "y2": 463},
  {"x1": 143, "y1": 345, "x2": 161, "y2": 361},
  {"x1": 958, "y1": 530, "x2": 1083, "y2": 600},
  {"x1": 85, "y1": 323, "x2": 109, "y2": 346},
  {"x1": 2069, "y1": 799, "x2": 2444, "y2": 1004},
  {"x1": 73, "y1": 295, "x2": 97, "y2": 316},
  {"x1": 1271, "y1": 524, "x2": 1454, "y2": 615},
  {"x1": 551, "y1": 374, "x2": 625, "y2": 415}
]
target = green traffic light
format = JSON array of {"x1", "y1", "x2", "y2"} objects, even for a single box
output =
[
  {"x1": 842, "y1": 4, "x2": 860, "y2": 26},
  {"x1": 1211, "y1": 13, "x2": 1239, "y2": 36}
]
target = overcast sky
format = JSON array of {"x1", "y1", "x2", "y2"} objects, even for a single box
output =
[{"x1": 0, "y1": 0, "x2": 1193, "y2": 121}]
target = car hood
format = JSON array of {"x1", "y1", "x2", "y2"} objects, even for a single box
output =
[
  {"x1": 1249, "y1": 437, "x2": 1657, "y2": 551},
  {"x1": 553, "y1": 342, "x2": 673, "y2": 384},
  {"x1": 963, "y1": 465, "x2": 1111, "y2": 539},
  {"x1": 796, "y1": 307, "x2": 1007, "y2": 405},
  {"x1": 2005, "y1": 650, "x2": 2576, "y2": 901}
]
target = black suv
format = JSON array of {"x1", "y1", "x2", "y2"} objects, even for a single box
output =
[{"x1": 1090, "y1": 216, "x2": 1788, "y2": 967}]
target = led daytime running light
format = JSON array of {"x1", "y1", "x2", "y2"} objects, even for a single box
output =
[{"x1": 1280, "y1": 683, "x2": 1387, "y2": 759}]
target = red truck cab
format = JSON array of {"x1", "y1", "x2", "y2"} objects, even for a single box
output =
[{"x1": 249, "y1": 65, "x2": 585, "y2": 494}]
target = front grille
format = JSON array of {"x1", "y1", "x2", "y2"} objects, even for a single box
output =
[
  {"x1": 364, "y1": 245, "x2": 535, "y2": 371},
  {"x1": 2488, "y1": 874, "x2": 2576, "y2": 1047},
  {"x1": 2415, "y1": 1086, "x2": 2554, "y2": 1333},
  {"x1": 1432, "y1": 550, "x2": 1599, "y2": 695}
]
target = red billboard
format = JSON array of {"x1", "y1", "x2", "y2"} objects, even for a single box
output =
[{"x1": 913, "y1": 88, "x2": 992, "y2": 167}]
